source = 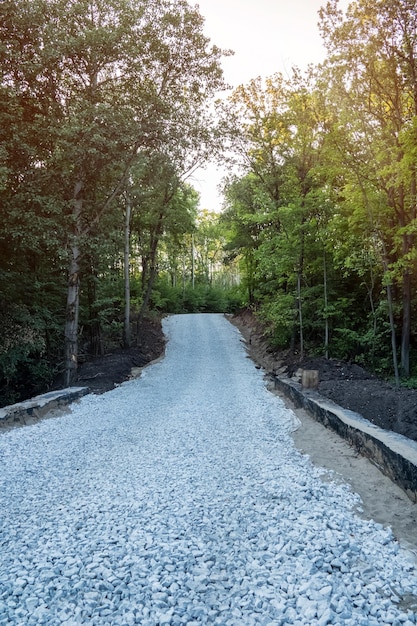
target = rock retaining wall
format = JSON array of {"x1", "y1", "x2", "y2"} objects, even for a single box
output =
[
  {"x1": 274, "y1": 376, "x2": 417, "y2": 502},
  {"x1": 0, "y1": 387, "x2": 89, "y2": 429}
]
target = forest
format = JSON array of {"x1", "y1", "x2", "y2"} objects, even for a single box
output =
[{"x1": 1, "y1": 0, "x2": 417, "y2": 406}]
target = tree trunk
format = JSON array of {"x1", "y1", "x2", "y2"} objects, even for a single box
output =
[
  {"x1": 141, "y1": 255, "x2": 148, "y2": 292},
  {"x1": 380, "y1": 244, "x2": 400, "y2": 387},
  {"x1": 367, "y1": 262, "x2": 377, "y2": 368},
  {"x1": 138, "y1": 264, "x2": 158, "y2": 330},
  {"x1": 64, "y1": 181, "x2": 83, "y2": 386},
  {"x1": 86, "y1": 265, "x2": 103, "y2": 357},
  {"x1": 387, "y1": 281, "x2": 400, "y2": 388},
  {"x1": 297, "y1": 270, "x2": 304, "y2": 361},
  {"x1": 323, "y1": 249, "x2": 329, "y2": 360},
  {"x1": 137, "y1": 212, "x2": 164, "y2": 336},
  {"x1": 400, "y1": 168, "x2": 416, "y2": 378},
  {"x1": 65, "y1": 243, "x2": 80, "y2": 387},
  {"x1": 123, "y1": 192, "x2": 132, "y2": 348},
  {"x1": 297, "y1": 226, "x2": 305, "y2": 361},
  {"x1": 246, "y1": 250, "x2": 255, "y2": 305},
  {"x1": 191, "y1": 233, "x2": 195, "y2": 289},
  {"x1": 182, "y1": 250, "x2": 187, "y2": 295},
  {"x1": 64, "y1": 245, "x2": 81, "y2": 386},
  {"x1": 401, "y1": 269, "x2": 411, "y2": 378}
]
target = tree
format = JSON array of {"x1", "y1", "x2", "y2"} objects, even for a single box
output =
[
  {"x1": 129, "y1": 153, "x2": 198, "y2": 329},
  {"x1": 319, "y1": 0, "x2": 417, "y2": 377},
  {"x1": 222, "y1": 174, "x2": 269, "y2": 304},
  {"x1": 191, "y1": 210, "x2": 226, "y2": 284},
  {"x1": 1, "y1": 0, "x2": 228, "y2": 386},
  {"x1": 220, "y1": 72, "x2": 334, "y2": 354}
]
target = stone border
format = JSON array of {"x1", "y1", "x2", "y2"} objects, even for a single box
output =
[
  {"x1": 273, "y1": 376, "x2": 417, "y2": 503},
  {"x1": 0, "y1": 387, "x2": 90, "y2": 429}
]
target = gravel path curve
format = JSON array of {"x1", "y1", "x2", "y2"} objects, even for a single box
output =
[{"x1": 1, "y1": 313, "x2": 417, "y2": 625}]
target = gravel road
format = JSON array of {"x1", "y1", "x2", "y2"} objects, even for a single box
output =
[{"x1": 1, "y1": 313, "x2": 417, "y2": 625}]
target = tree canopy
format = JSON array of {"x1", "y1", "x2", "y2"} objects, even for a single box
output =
[
  {"x1": 3, "y1": 0, "x2": 417, "y2": 405},
  {"x1": 220, "y1": 0, "x2": 417, "y2": 384},
  {"x1": 0, "y1": 0, "x2": 229, "y2": 401}
]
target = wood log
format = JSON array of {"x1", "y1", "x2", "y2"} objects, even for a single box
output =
[{"x1": 301, "y1": 369, "x2": 319, "y2": 390}]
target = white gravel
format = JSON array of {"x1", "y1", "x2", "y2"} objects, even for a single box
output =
[{"x1": 1, "y1": 313, "x2": 417, "y2": 625}]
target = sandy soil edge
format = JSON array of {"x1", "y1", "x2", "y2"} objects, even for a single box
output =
[
  {"x1": 284, "y1": 391, "x2": 417, "y2": 555},
  {"x1": 228, "y1": 314, "x2": 417, "y2": 556}
]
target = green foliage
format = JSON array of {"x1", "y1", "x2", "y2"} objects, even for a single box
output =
[
  {"x1": 217, "y1": 2, "x2": 417, "y2": 379},
  {"x1": 181, "y1": 286, "x2": 210, "y2": 313},
  {"x1": 0, "y1": 0, "x2": 229, "y2": 394},
  {"x1": 4, "y1": 0, "x2": 417, "y2": 398},
  {"x1": 257, "y1": 294, "x2": 296, "y2": 349},
  {"x1": 400, "y1": 376, "x2": 417, "y2": 390},
  {"x1": 0, "y1": 305, "x2": 62, "y2": 407},
  {"x1": 151, "y1": 281, "x2": 244, "y2": 315}
]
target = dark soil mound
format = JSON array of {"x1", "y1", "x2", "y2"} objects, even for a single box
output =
[
  {"x1": 76, "y1": 318, "x2": 165, "y2": 394},
  {"x1": 319, "y1": 378, "x2": 417, "y2": 439},
  {"x1": 231, "y1": 310, "x2": 417, "y2": 444}
]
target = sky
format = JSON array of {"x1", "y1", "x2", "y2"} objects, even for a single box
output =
[{"x1": 189, "y1": 0, "x2": 350, "y2": 211}]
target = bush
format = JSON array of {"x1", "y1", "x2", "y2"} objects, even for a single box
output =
[
  {"x1": 151, "y1": 281, "x2": 245, "y2": 315},
  {"x1": 257, "y1": 294, "x2": 296, "y2": 348},
  {"x1": 0, "y1": 305, "x2": 61, "y2": 407}
]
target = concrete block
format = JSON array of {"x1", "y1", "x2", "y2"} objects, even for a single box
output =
[
  {"x1": 0, "y1": 387, "x2": 90, "y2": 428},
  {"x1": 273, "y1": 375, "x2": 417, "y2": 502}
]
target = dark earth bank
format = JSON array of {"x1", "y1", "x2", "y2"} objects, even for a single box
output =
[
  {"x1": 76, "y1": 317, "x2": 166, "y2": 394},
  {"x1": 231, "y1": 309, "x2": 417, "y2": 444},
  {"x1": 76, "y1": 311, "x2": 417, "y2": 444}
]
